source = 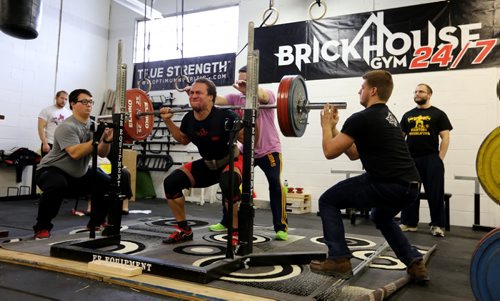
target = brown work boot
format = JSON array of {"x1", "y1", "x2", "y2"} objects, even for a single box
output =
[
  {"x1": 309, "y1": 258, "x2": 353, "y2": 279},
  {"x1": 407, "y1": 259, "x2": 430, "y2": 284}
]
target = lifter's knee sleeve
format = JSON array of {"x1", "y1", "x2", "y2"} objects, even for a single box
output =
[
  {"x1": 163, "y1": 169, "x2": 191, "y2": 199},
  {"x1": 219, "y1": 171, "x2": 241, "y2": 203}
]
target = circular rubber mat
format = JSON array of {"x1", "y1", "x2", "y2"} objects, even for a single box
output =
[
  {"x1": 310, "y1": 235, "x2": 376, "y2": 249},
  {"x1": 173, "y1": 244, "x2": 226, "y2": 256},
  {"x1": 151, "y1": 219, "x2": 209, "y2": 228}
]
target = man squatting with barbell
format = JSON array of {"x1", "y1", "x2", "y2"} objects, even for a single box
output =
[{"x1": 159, "y1": 77, "x2": 248, "y2": 247}]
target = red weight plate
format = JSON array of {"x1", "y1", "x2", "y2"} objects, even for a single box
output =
[
  {"x1": 277, "y1": 75, "x2": 295, "y2": 137},
  {"x1": 124, "y1": 89, "x2": 154, "y2": 141}
]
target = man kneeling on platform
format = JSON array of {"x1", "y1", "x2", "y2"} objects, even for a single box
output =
[
  {"x1": 33, "y1": 89, "x2": 115, "y2": 240},
  {"x1": 311, "y1": 70, "x2": 429, "y2": 283},
  {"x1": 159, "y1": 77, "x2": 244, "y2": 247}
]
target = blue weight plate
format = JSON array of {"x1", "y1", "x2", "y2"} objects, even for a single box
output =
[{"x1": 470, "y1": 228, "x2": 500, "y2": 301}]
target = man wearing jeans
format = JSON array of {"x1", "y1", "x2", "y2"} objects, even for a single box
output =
[{"x1": 310, "y1": 70, "x2": 429, "y2": 283}]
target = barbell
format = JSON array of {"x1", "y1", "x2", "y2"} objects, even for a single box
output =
[{"x1": 121, "y1": 75, "x2": 347, "y2": 141}]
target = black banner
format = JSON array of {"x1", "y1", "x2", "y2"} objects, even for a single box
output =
[
  {"x1": 255, "y1": 1, "x2": 500, "y2": 83},
  {"x1": 132, "y1": 53, "x2": 236, "y2": 91}
]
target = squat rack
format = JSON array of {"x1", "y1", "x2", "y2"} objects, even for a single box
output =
[{"x1": 50, "y1": 23, "x2": 386, "y2": 289}]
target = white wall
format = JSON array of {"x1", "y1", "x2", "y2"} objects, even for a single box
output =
[
  {"x1": 0, "y1": 0, "x2": 111, "y2": 195},
  {"x1": 0, "y1": 0, "x2": 498, "y2": 228}
]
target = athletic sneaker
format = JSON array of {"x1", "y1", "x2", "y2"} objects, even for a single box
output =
[
  {"x1": 34, "y1": 229, "x2": 50, "y2": 240},
  {"x1": 208, "y1": 223, "x2": 227, "y2": 232},
  {"x1": 430, "y1": 226, "x2": 445, "y2": 237},
  {"x1": 162, "y1": 225, "x2": 193, "y2": 244},
  {"x1": 400, "y1": 224, "x2": 418, "y2": 232},
  {"x1": 275, "y1": 230, "x2": 288, "y2": 241}
]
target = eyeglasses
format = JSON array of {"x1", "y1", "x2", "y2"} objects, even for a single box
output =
[{"x1": 75, "y1": 99, "x2": 94, "y2": 105}]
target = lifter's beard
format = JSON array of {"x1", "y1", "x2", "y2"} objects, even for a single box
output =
[{"x1": 415, "y1": 98, "x2": 427, "y2": 105}]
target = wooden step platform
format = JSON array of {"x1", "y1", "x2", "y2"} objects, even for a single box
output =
[{"x1": 286, "y1": 193, "x2": 311, "y2": 214}]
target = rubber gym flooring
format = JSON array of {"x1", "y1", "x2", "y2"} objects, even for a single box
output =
[{"x1": 0, "y1": 197, "x2": 486, "y2": 300}]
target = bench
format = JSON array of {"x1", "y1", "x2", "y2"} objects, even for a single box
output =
[
  {"x1": 329, "y1": 169, "x2": 452, "y2": 229},
  {"x1": 454, "y1": 175, "x2": 494, "y2": 232},
  {"x1": 418, "y1": 192, "x2": 452, "y2": 231},
  {"x1": 348, "y1": 192, "x2": 452, "y2": 229}
]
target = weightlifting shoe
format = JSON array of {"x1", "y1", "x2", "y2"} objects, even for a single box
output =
[
  {"x1": 162, "y1": 225, "x2": 193, "y2": 244},
  {"x1": 430, "y1": 226, "x2": 445, "y2": 237},
  {"x1": 400, "y1": 224, "x2": 418, "y2": 232},
  {"x1": 34, "y1": 229, "x2": 50, "y2": 240},
  {"x1": 275, "y1": 230, "x2": 288, "y2": 241},
  {"x1": 309, "y1": 258, "x2": 353, "y2": 279},
  {"x1": 208, "y1": 223, "x2": 227, "y2": 232},
  {"x1": 407, "y1": 259, "x2": 430, "y2": 283}
]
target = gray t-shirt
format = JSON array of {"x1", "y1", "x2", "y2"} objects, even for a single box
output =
[{"x1": 38, "y1": 115, "x2": 92, "y2": 177}]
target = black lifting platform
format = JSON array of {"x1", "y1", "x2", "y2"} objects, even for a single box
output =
[
  {"x1": 50, "y1": 31, "x2": 327, "y2": 284},
  {"x1": 50, "y1": 235, "x2": 326, "y2": 284}
]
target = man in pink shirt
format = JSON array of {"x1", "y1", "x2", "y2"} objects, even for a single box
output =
[{"x1": 210, "y1": 66, "x2": 288, "y2": 241}]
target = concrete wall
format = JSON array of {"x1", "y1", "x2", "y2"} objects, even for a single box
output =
[{"x1": 0, "y1": 0, "x2": 498, "y2": 228}]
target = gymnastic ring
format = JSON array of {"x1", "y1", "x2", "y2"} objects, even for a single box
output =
[
  {"x1": 174, "y1": 75, "x2": 190, "y2": 92},
  {"x1": 262, "y1": 7, "x2": 279, "y2": 26},
  {"x1": 137, "y1": 78, "x2": 152, "y2": 93},
  {"x1": 308, "y1": 0, "x2": 327, "y2": 21}
]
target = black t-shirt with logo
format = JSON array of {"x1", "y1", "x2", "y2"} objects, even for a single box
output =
[
  {"x1": 342, "y1": 103, "x2": 421, "y2": 183},
  {"x1": 180, "y1": 107, "x2": 239, "y2": 160},
  {"x1": 400, "y1": 106, "x2": 453, "y2": 157}
]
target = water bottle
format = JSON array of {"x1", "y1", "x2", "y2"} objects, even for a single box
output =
[{"x1": 284, "y1": 180, "x2": 288, "y2": 194}]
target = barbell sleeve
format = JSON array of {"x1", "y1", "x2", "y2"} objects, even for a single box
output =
[
  {"x1": 96, "y1": 114, "x2": 113, "y2": 121},
  {"x1": 258, "y1": 102, "x2": 347, "y2": 110},
  {"x1": 304, "y1": 102, "x2": 347, "y2": 110},
  {"x1": 136, "y1": 108, "x2": 192, "y2": 117}
]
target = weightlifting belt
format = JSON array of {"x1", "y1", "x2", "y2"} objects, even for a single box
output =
[{"x1": 204, "y1": 146, "x2": 240, "y2": 170}]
